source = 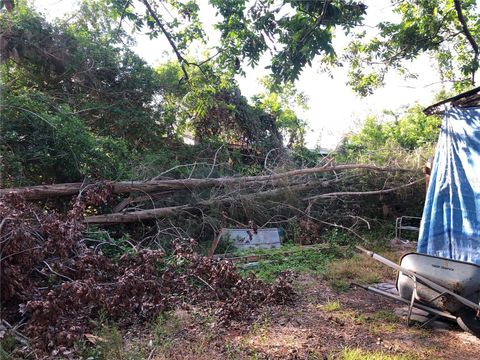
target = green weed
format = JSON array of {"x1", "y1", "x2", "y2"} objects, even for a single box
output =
[
  {"x1": 240, "y1": 245, "x2": 341, "y2": 282},
  {"x1": 0, "y1": 334, "x2": 17, "y2": 360},
  {"x1": 323, "y1": 253, "x2": 396, "y2": 292},
  {"x1": 76, "y1": 324, "x2": 146, "y2": 360},
  {"x1": 241, "y1": 315, "x2": 270, "y2": 348},
  {"x1": 83, "y1": 230, "x2": 135, "y2": 261},
  {"x1": 321, "y1": 299, "x2": 342, "y2": 312},
  {"x1": 151, "y1": 311, "x2": 183, "y2": 351},
  {"x1": 224, "y1": 340, "x2": 244, "y2": 359},
  {"x1": 371, "y1": 310, "x2": 399, "y2": 323},
  {"x1": 337, "y1": 348, "x2": 413, "y2": 360},
  {"x1": 332, "y1": 310, "x2": 368, "y2": 325},
  {"x1": 370, "y1": 322, "x2": 398, "y2": 336}
]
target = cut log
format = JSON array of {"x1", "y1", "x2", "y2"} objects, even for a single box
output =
[{"x1": 0, "y1": 164, "x2": 417, "y2": 200}]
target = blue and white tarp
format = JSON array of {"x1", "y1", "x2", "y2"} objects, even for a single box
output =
[{"x1": 417, "y1": 107, "x2": 480, "y2": 264}]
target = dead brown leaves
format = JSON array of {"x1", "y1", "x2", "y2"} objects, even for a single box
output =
[{"x1": 0, "y1": 190, "x2": 294, "y2": 357}]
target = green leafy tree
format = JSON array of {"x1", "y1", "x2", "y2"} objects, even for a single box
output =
[
  {"x1": 0, "y1": 2, "x2": 167, "y2": 146},
  {"x1": 252, "y1": 76, "x2": 308, "y2": 148},
  {"x1": 6, "y1": 0, "x2": 478, "y2": 94},
  {"x1": 344, "y1": 0, "x2": 480, "y2": 95},
  {"x1": 0, "y1": 2, "x2": 297, "y2": 185},
  {"x1": 105, "y1": 0, "x2": 479, "y2": 94},
  {"x1": 107, "y1": 0, "x2": 366, "y2": 83},
  {"x1": 0, "y1": 87, "x2": 134, "y2": 185},
  {"x1": 0, "y1": 2, "x2": 166, "y2": 184},
  {"x1": 340, "y1": 105, "x2": 442, "y2": 164},
  {"x1": 156, "y1": 61, "x2": 283, "y2": 148}
]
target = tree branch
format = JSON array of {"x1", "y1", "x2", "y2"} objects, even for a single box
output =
[
  {"x1": 114, "y1": 0, "x2": 131, "y2": 38},
  {"x1": 299, "y1": 0, "x2": 330, "y2": 46},
  {"x1": 141, "y1": 0, "x2": 189, "y2": 81},
  {"x1": 453, "y1": 0, "x2": 479, "y2": 84},
  {"x1": 304, "y1": 178, "x2": 423, "y2": 202}
]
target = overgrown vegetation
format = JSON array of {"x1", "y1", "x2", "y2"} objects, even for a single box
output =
[
  {"x1": 0, "y1": 2, "x2": 311, "y2": 187},
  {"x1": 324, "y1": 252, "x2": 397, "y2": 292},
  {"x1": 2, "y1": 0, "x2": 475, "y2": 358},
  {"x1": 338, "y1": 348, "x2": 414, "y2": 360},
  {"x1": 339, "y1": 105, "x2": 441, "y2": 166},
  {"x1": 239, "y1": 244, "x2": 345, "y2": 283}
]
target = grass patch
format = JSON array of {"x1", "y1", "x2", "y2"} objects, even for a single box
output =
[
  {"x1": 224, "y1": 340, "x2": 246, "y2": 359},
  {"x1": 321, "y1": 299, "x2": 342, "y2": 312},
  {"x1": 370, "y1": 322, "x2": 398, "y2": 336},
  {"x1": 76, "y1": 324, "x2": 147, "y2": 360},
  {"x1": 152, "y1": 312, "x2": 183, "y2": 350},
  {"x1": 335, "y1": 310, "x2": 369, "y2": 325},
  {"x1": 79, "y1": 310, "x2": 218, "y2": 360},
  {"x1": 240, "y1": 244, "x2": 345, "y2": 282},
  {"x1": 0, "y1": 334, "x2": 17, "y2": 360},
  {"x1": 328, "y1": 308, "x2": 399, "y2": 330},
  {"x1": 241, "y1": 314, "x2": 271, "y2": 347},
  {"x1": 337, "y1": 348, "x2": 414, "y2": 360},
  {"x1": 152, "y1": 310, "x2": 219, "y2": 359},
  {"x1": 371, "y1": 310, "x2": 399, "y2": 323},
  {"x1": 323, "y1": 253, "x2": 397, "y2": 292}
]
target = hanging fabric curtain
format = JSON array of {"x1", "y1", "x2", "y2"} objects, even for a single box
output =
[{"x1": 417, "y1": 107, "x2": 480, "y2": 264}]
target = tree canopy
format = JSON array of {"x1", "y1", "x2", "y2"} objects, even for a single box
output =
[
  {"x1": 1, "y1": 0, "x2": 478, "y2": 186},
  {"x1": 0, "y1": 1, "x2": 308, "y2": 186},
  {"x1": 345, "y1": 0, "x2": 480, "y2": 95},
  {"x1": 2, "y1": 0, "x2": 480, "y2": 94},
  {"x1": 99, "y1": 0, "x2": 479, "y2": 93}
]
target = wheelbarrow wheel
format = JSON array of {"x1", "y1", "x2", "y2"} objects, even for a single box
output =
[{"x1": 456, "y1": 308, "x2": 480, "y2": 336}]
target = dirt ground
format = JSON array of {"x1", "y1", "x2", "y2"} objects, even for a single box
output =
[
  {"x1": 238, "y1": 275, "x2": 480, "y2": 359},
  {"x1": 139, "y1": 273, "x2": 480, "y2": 360},
  {"x1": 103, "y1": 243, "x2": 480, "y2": 360}
]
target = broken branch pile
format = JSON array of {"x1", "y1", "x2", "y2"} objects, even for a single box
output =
[
  {"x1": 0, "y1": 193, "x2": 294, "y2": 357},
  {"x1": 0, "y1": 162, "x2": 425, "y2": 356}
]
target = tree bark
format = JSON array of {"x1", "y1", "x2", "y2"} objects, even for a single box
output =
[
  {"x1": 84, "y1": 182, "x2": 320, "y2": 224},
  {"x1": 0, "y1": 164, "x2": 416, "y2": 200},
  {"x1": 303, "y1": 179, "x2": 423, "y2": 202},
  {"x1": 85, "y1": 204, "x2": 190, "y2": 224}
]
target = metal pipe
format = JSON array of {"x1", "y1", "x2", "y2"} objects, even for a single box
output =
[{"x1": 353, "y1": 283, "x2": 457, "y2": 321}]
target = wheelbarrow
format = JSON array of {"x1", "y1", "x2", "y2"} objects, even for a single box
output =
[{"x1": 354, "y1": 246, "x2": 480, "y2": 335}]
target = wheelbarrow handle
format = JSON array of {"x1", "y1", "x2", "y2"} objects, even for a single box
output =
[{"x1": 355, "y1": 246, "x2": 480, "y2": 312}]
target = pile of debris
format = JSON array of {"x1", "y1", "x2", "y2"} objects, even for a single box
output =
[
  {"x1": 0, "y1": 163, "x2": 423, "y2": 357},
  {"x1": 0, "y1": 191, "x2": 294, "y2": 357}
]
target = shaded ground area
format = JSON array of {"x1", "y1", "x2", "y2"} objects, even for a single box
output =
[
  {"x1": 232, "y1": 276, "x2": 480, "y2": 359},
  {"x1": 90, "y1": 247, "x2": 480, "y2": 360}
]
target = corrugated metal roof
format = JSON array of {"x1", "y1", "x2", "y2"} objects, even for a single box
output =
[{"x1": 423, "y1": 86, "x2": 480, "y2": 116}]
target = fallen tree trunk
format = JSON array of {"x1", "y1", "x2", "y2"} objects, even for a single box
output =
[
  {"x1": 303, "y1": 179, "x2": 423, "y2": 202},
  {"x1": 85, "y1": 182, "x2": 318, "y2": 224},
  {"x1": 85, "y1": 204, "x2": 191, "y2": 224},
  {"x1": 1, "y1": 164, "x2": 417, "y2": 200},
  {"x1": 84, "y1": 176, "x2": 419, "y2": 224}
]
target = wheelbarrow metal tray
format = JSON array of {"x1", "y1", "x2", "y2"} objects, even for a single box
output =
[{"x1": 397, "y1": 252, "x2": 480, "y2": 313}]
